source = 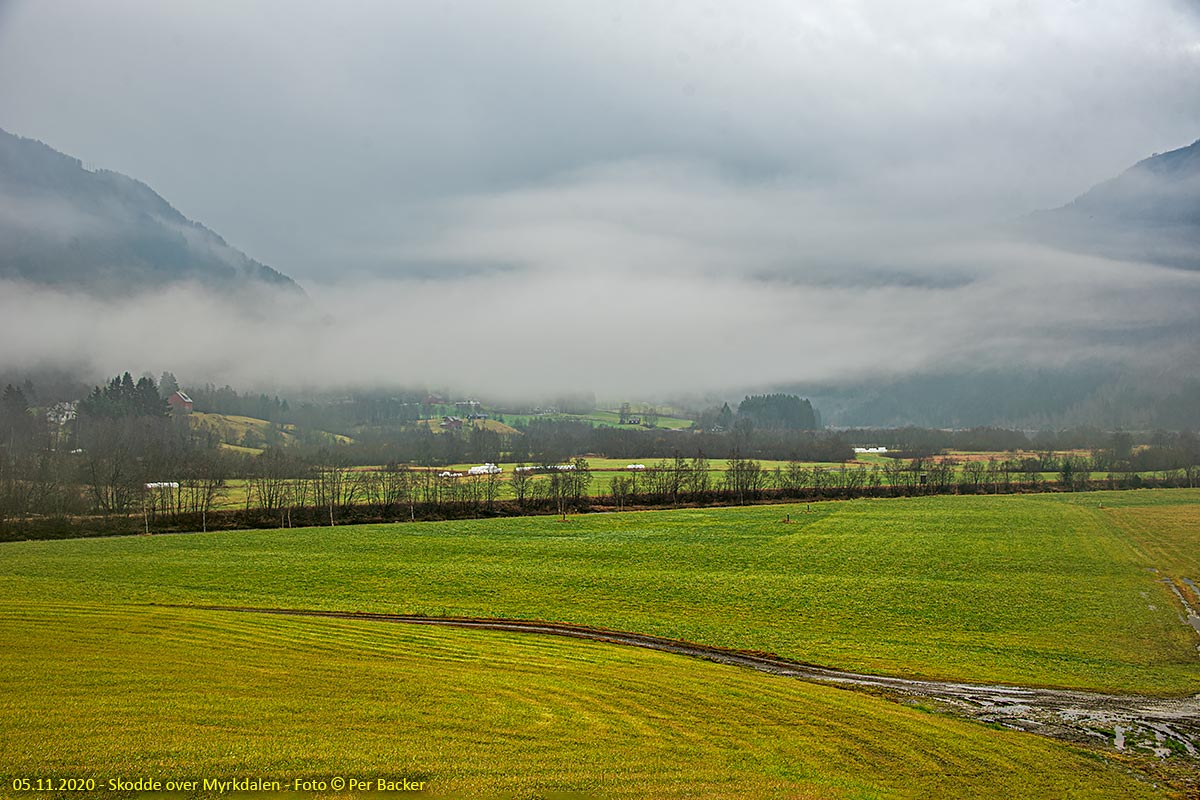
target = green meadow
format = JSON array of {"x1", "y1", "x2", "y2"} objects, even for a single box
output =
[
  {"x1": 0, "y1": 603, "x2": 1171, "y2": 800},
  {"x1": 2, "y1": 490, "x2": 1197, "y2": 694},
  {"x1": 483, "y1": 409, "x2": 697, "y2": 430}
]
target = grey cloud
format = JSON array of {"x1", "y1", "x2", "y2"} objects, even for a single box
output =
[
  {"x1": 0, "y1": 235, "x2": 1195, "y2": 398},
  {"x1": 0, "y1": 1, "x2": 1198, "y2": 399},
  {"x1": 1, "y1": 1, "x2": 1198, "y2": 280}
]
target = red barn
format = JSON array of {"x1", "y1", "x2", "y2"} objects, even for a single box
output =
[{"x1": 167, "y1": 390, "x2": 193, "y2": 415}]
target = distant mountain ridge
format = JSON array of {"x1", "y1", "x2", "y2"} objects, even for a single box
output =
[
  {"x1": 0, "y1": 128, "x2": 301, "y2": 293},
  {"x1": 1027, "y1": 137, "x2": 1200, "y2": 270}
]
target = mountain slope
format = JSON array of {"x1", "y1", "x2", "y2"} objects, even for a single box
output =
[
  {"x1": 0, "y1": 128, "x2": 301, "y2": 292},
  {"x1": 1028, "y1": 138, "x2": 1200, "y2": 270}
]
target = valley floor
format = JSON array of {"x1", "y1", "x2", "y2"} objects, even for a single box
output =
[{"x1": 1, "y1": 490, "x2": 1198, "y2": 797}]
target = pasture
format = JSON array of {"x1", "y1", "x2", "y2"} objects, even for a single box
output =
[
  {"x1": 0, "y1": 604, "x2": 1168, "y2": 799},
  {"x1": 190, "y1": 412, "x2": 352, "y2": 453},
  {"x1": 3, "y1": 490, "x2": 1197, "y2": 694},
  {"x1": 418, "y1": 417, "x2": 522, "y2": 436},
  {"x1": 488, "y1": 408, "x2": 697, "y2": 430}
]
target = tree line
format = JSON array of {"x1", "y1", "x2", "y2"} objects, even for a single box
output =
[
  {"x1": 5, "y1": 440, "x2": 1200, "y2": 540},
  {"x1": 1, "y1": 374, "x2": 229, "y2": 526},
  {"x1": 4, "y1": 372, "x2": 1200, "y2": 538}
]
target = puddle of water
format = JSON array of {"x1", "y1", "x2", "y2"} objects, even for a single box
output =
[{"x1": 1160, "y1": 578, "x2": 1200, "y2": 636}]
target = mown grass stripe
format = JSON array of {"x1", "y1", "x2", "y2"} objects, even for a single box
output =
[{"x1": 0, "y1": 604, "x2": 1172, "y2": 799}]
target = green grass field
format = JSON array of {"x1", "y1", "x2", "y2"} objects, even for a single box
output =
[
  {"x1": 191, "y1": 412, "x2": 353, "y2": 451},
  {"x1": 0, "y1": 603, "x2": 1171, "y2": 800},
  {"x1": 581, "y1": 408, "x2": 696, "y2": 429},
  {"x1": 3, "y1": 490, "x2": 1197, "y2": 694},
  {"x1": 484, "y1": 409, "x2": 696, "y2": 430}
]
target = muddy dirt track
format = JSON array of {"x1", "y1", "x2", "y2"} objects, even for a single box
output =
[{"x1": 166, "y1": 603, "x2": 1200, "y2": 761}]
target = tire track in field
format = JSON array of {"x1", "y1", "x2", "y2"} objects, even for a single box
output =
[{"x1": 159, "y1": 603, "x2": 1200, "y2": 760}]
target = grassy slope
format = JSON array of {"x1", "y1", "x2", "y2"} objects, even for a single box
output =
[
  {"x1": 0, "y1": 604, "x2": 1167, "y2": 800},
  {"x1": 2, "y1": 491, "x2": 1197, "y2": 693},
  {"x1": 217, "y1": 442, "x2": 265, "y2": 456},
  {"x1": 580, "y1": 409, "x2": 695, "y2": 429},
  {"x1": 494, "y1": 410, "x2": 696, "y2": 429},
  {"x1": 1102, "y1": 498, "x2": 1200, "y2": 579},
  {"x1": 1096, "y1": 495, "x2": 1200, "y2": 638},
  {"x1": 190, "y1": 412, "x2": 289, "y2": 445},
  {"x1": 191, "y1": 412, "x2": 354, "y2": 447},
  {"x1": 419, "y1": 418, "x2": 522, "y2": 436}
]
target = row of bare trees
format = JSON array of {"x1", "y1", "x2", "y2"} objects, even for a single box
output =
[
  {"x1": 596, "y1": 450, "x2": 1200, "y2": 509},
  {"x1": 242, "y1": 451, "x2": 548, "y2": 525}
]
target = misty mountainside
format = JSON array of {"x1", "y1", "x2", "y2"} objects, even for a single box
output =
[
  {"x1": 1026, "y1": 138, "x2": 1200, "y2": 270},
  {"x1": 790, "y1": 141, "x2": 1200, "y2": 430},
  {"x1": 0, "y1": 128, "x2": 301, "y2": 293},
  {"x1": 796, "y1": 366, "x2": 1200, "y2": 431}
]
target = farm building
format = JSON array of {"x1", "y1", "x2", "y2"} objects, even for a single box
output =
[
  {"x1": 167, "y1": 391, "x2": 193, "y2": 415},
  {"x1": 46, "y1": 401, "x2": 77, "y2": 425}
]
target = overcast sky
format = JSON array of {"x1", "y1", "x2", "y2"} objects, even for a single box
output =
[
  {"x1": 1, "y1": 1, "x2": 1199, "y2": 396},
  {"x1": 2, "y1": 0, "x2": 1198, "y2": 282}
]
